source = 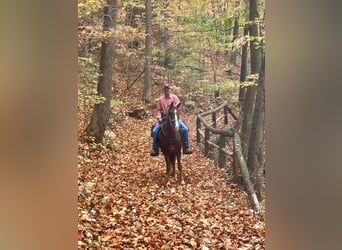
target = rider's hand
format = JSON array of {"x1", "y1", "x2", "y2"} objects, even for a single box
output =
[{"x1": 158, "y1": 118, "x2": 163, "y2": 123}]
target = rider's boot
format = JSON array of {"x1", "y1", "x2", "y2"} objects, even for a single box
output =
[
  {"x1": 183, "y1": 147, "x2": 192, "y2": 155},
  {"x1": 183, "y1": 140, "x2": 192, "y2": 155},
  {"x1": 181, "y1": 131, "x2": 192, "y2": 155},
  {"x1": 150, "y1": 148, "x2": 159, "y2": 156}
]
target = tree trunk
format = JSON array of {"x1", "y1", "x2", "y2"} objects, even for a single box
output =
[
  {"x1": 143, "y1": 0, "x2": 152, "y2": 102},
  {"x1": 239, "y1": 26, "x2": 249, "y2": 102},
  {"x1": 207, "y1": 38, "x2": 217, "y2": 84},
  {"x1": 230, "y1": 18, "x2": 239, "y2": 66},
  {"x1": 247, "y1": 53, "x2": 265, "y2": 200},
  {"x1": 240, "y1": 0, "x2": 261, "y2": 160},
  {"x1": 164, "y1": 29, "x2": 172, "y2": 69},
  {"x1": 248, "y1": 0, "x2": 261, "y2": 74},
  {"x1": 85, "y1": 0, "x2": 117, "y2": 143},
  {"x1": 233, "y1": 133, "x2": 261, "y2": 214}
]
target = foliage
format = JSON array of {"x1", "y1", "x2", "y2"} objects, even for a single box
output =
[
  {"x1": 78, "y1": 56, "x2": 105, "y2": 128},
  {"x1": 78, "y1": 0, "x2": 265, "y2": 90},
  {"x1": 78, "y1": 0, "x2": 106, "y2": 20},
  {"x1": 184, "y1": 100, "x2": 196, "y2": 109},
  {"x1": 189, "y1": 79, "x2": 239, "y2": 102},
  {"x1": 240, "y1": 74, "x2": 259, "y2": 87}
]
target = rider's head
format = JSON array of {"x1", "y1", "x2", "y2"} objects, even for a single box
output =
[{"x1": 164, "y1": 83, "x2": 171, "y2": 97}]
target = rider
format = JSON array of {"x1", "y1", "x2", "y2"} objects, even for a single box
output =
[{"x1": 150, "y1": 83, "x2": 193, "y2": 156}]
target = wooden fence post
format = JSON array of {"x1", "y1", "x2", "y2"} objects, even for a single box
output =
[
  {"x1": 212, "y1": 112, "x2": 216, "y2": 128},
  {"x1": 196, "y1": 117, "x2": 201, "y2": 144},
  {"x1": 224, "y1": 105, "x2": 228, "y2": 125},
  {"x1": 204, "y1": 128, "x2": 210, "y2": 156},
  {"x1": 232, "y1": 150, "x2": 240, "y2": 184},
  {"x1": 218, "y1": 135, "x2": 226, "y2": 167}
]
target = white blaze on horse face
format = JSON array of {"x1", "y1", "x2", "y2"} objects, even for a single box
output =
[{"x1": 174, "y1": 109, "x2": 179, "y2": 130}]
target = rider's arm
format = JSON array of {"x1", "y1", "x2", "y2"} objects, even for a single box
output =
[
  {"x1": 172, "y1": 94, "x2": 182, "y2": 113},
  {"x1": 172, "y1": 94, "x2": 180, "y2": 106},
  {"x1": 156, "y1": 98, "x2": 163, "y2": 122}
]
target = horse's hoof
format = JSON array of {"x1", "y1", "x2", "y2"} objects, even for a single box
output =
[{"x1": 180, "y1": 180, "x2": 185, "y2": 185}]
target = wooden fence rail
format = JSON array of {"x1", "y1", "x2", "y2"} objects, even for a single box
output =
[{"x1": 196, "y1": 102, "x2": 261, "y2": 213}]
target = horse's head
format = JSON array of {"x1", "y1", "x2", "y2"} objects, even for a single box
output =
[{"x1": 167, "y1": 102, "x2": 181, "y2": 131}]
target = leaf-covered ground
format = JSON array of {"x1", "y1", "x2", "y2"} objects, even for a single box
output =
[{"x1": 78, "y1": 87, "x2": 265, "y2": 249}]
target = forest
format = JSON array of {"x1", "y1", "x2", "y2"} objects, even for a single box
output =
[{"x1": 78, "y1": 0, "x2": 265, "y2": 248}]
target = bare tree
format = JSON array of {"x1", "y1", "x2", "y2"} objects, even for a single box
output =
[
  {"x1": 230, "y1": 17, "x2": 239, "y2": 66},
  {"x1": 85, "y1": 0, "x2": 118, "y2": 143},
  {"x1": 239, "y1": 26, "x2": 249, "y2": 102},
  {"x1": 143, "y1": 0, "x2": 152, "y2": 102},
  {"x1": 247, "y1": 53, "x2": 265, "y2": 200},
  {"x1": 240, "y1": 0, "x2": 261, "y2": 160}
]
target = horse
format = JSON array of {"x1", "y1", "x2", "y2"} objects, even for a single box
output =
[{"x1": 158, "y1": 102, "x2": 185, "y2": 187}]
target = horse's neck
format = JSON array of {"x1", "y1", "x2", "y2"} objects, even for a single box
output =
[{"x1": 162, "y1": 121, "x2": 178, "y2": 136}]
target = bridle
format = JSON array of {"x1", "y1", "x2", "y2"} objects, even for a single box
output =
[
  {"x1": 167, "y1": 108, "x2": 179, "y2": 131},
  {"x1": 161, "y1": 105, "x2": 180, "y2": 140}
]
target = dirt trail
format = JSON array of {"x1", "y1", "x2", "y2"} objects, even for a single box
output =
[{"x1": 78, "y1": 113, "x2": 265, "y2": 249}]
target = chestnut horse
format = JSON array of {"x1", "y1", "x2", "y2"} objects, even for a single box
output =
[{"x1": 158, "y1": 102, "x2": 185, "y2": 187}]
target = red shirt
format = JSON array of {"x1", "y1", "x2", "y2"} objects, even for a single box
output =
[{"x1": 156, "y1": 94, "x2": 180, "y2": 119}]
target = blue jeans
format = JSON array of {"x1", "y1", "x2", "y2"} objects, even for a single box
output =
[{"x1": 152, "y1": 120, "x2": 190, "y2": 149}]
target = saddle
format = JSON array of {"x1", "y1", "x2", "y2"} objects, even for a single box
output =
[{"x1": 150, "y1": 123, "x2": 186, "y2": 138}]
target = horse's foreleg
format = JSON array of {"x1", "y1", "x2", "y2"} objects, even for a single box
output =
[
  {"x1": 164, "y1": 156, "x2": 172, "y2": 188},
  {"x1": 171, "y1": 154, "x2": 176, "y2": 178},
  {"x1": 177, "y1": 153, "x2": 185, "y2": 185},
  {"x1": 165, "y1": 155, "x2": 170, "y2": 175}
]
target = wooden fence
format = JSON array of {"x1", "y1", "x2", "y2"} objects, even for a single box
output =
[
  {"x1": 196, "y1": 101, "x2": 237, "y2": 168},
  {"x1": 196, "y1": 102, "x2": 261, "y2": 213}
]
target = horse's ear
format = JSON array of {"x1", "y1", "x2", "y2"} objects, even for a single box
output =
[
  {"x1": 170, "y1": 102, "x2": 174, "y2": 108},
  {"x1": 176, "y1": 102, "x2": 181, "y2": 109}
]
